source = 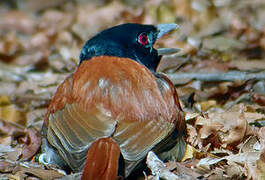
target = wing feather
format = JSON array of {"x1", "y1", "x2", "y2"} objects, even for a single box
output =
[{"x1": 45, "y1": 57, "x2": 183, "y2": 173}]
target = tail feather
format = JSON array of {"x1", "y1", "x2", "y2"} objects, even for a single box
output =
[{"x1": 81, "y1": 137, "x2": 120, "y2": 180}]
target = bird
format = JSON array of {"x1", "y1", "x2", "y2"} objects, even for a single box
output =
[{"x1": 39, "y1": 23, "x2": 186, "y2": 180}]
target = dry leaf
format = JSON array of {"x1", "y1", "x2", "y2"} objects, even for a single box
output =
[
  {"x1": 195, "y1": 104, "x2": 248, "y2": 149},
  {"x1": 20, "y1": 127, "x2": 41, "y2": 160}
]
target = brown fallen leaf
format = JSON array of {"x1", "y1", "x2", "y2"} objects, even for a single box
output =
[
  {"x1": 186, "y1": 124, "x2": 200, "y2": 149},
  {"x1": 197, "y1": 152, "x2": 259, "y2": 175},
  {"x1": 166, "y1": 161, "x2": 202, "y2": 179},
  {"x1": 195, "y1": 104, "x2": 248, "y2": 149},
  {"x1": 20, "y1": 127, "x2": 41, "y2": 161},
  {"x1": 0, "y1": 120, "x2": 41, "y2": 161}
]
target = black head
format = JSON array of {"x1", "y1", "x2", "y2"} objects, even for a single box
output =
[{"x1": 79, "y1": 23, "x2": 178, "y2": 72}]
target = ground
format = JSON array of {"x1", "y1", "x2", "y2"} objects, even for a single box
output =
[{"x1": 0, "y1": 0, "x2": 264, "y2": 179}]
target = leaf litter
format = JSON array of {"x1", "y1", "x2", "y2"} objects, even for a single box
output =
[{"x1": 0, "y1": 0, "x2": 265, "y2": 179}]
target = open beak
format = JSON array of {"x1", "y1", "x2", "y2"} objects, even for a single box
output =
[
  {"x1": 155, "y1": 23, "x2": 182, "y2": 56},
  {"x1": 156, "y1": 23, "x2": 179, "y2": 39}
]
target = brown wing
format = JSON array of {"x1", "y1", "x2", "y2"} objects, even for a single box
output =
[
  {"x1": 44, "y1": 56, "x2": 180, "y2": 173},
  {"x1": 154, "y1": 73, "x2": 186, "y2": 136},
  {"x1": 152, "y1": 73, "x2": 186, "y2": 162}
]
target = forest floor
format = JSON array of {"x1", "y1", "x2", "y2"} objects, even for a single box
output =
[{"x1": 0, "y1": 0, "x2": 264, "y2": 179}]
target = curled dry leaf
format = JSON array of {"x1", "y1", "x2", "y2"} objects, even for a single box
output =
[
  {"x1": 20, "y1": 127, "x2": 41, "y2": 161},
  {"x1": 186, "y1": 124, "x2": 199, "y2": 147},
  {"x1": 181, "y1": 144, "x2": 207, "y2": 162},
  {"x1": 0, "y1": 120, "x2": 41, "y2": 160},
  {"x1": 195, "y1": 104, "x2": 249, "y2": 149},
  {"x1": 197, "y1": 152, "x2": 260, "y2": 175}
]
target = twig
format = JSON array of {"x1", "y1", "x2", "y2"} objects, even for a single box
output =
[{"x1": 166, "y1": 71, "x2": 265, "y2": 84}]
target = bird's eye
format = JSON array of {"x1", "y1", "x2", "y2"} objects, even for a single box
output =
[{"x1": 137, "y1": 33, "x2": 149, "y2": 46}]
